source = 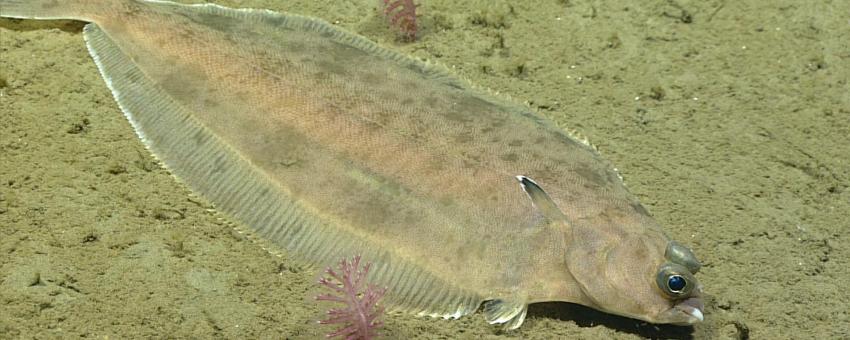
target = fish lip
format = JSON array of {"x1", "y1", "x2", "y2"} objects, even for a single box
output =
[
  {"x1": 658, "y1": 285, "x2": 705, "y2": 325},
  {"x1": 672, "y1": 296, "x2": 705, "y2": 324}
]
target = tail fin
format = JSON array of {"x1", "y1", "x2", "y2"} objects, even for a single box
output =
[{"x1": 0, "y1": 0, "x2": 125, "y2": 22}]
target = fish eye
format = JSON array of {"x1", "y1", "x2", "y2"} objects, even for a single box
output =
[
  {"x1": 667, "y1": 275, "x2": 686, "y2": 292},
  {"x1": 656, "y1": 263, "x2": 695, "y2": 298}
]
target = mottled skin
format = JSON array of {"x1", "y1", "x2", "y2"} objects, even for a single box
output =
[{"x1": 0, "y1": 0, "x2": 703, "y2": 327}]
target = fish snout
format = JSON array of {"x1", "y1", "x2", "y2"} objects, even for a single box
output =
[
  {"x1": 666, "y1": 284, "x2": 705, "y2": 325},
  {"x1": 673, "y1": 296, "x2": 705, "y2": 324}
]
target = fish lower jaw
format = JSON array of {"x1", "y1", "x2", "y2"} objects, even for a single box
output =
[{"x1": 670, "y1": 296, "x2": 705, "y2": 324}]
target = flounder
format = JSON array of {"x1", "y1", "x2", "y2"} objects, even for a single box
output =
[{"x1": 0, "y1": 0, "x2": 704, "y2": 328}]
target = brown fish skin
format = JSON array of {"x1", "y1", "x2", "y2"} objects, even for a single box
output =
[{"x1": 0, "y1": 0, "x2": 704, "y2": 328}]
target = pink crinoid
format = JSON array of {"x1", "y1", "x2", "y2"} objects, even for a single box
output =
[{"x1": 316, "y1": 255, "x2": 387, "y2": 340}]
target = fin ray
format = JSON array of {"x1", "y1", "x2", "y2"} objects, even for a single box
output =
[
  {"x1": 516, "y1": 176, "x2": 566, "y2": 222},
  {"x1": 483, "y1": 299, "x2": 529, "y2": 330},
  {"x1": 81, "y1": 2, "x2": 489, "y2": 324}
]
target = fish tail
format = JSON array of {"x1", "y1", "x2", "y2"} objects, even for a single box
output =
[{"x1": 0, "y1": 0, "x2": 133, "y2": 22}]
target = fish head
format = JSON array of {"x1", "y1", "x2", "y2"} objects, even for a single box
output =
[
  {"x1": 566, "y1": 222, "x2": 705, "y2": 325},
  {"x1": 515, "y1": 175, "x2": 703, "y2": 325}
]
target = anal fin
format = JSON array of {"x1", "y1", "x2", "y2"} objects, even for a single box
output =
[{"x1": 483, "y1": 299, "x2": 528, "y2": 330}]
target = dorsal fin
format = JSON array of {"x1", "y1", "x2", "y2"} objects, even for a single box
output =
[{"x1": 515, "y1": 176, "x2": 566, "y2": 222}]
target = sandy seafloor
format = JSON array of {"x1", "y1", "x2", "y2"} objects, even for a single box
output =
[{"x1": 1, "y1": 0, "x2": 848, "y2": 339}]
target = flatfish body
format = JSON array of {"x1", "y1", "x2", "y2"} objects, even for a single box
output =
[{"x1": 0, "y1": 0, "x2": 704, "y2": 328}]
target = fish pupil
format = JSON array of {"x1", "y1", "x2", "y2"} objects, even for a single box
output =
[{"x1": 667, "y1": 275, "x2": 686, "y2": 292}]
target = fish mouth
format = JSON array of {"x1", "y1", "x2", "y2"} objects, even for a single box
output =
[
  {"x1": 657, "y1": 285, "x2": 705, "y2": 325},
  {"x1": 671, "y1": 296, "x2": 704, "y2": 324}
]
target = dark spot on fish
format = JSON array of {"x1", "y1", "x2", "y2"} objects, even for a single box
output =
[
  {"x1": 438, "y1": 196, "x2": 456, "y2": 208},
  {"x1": 176, "y1": 28, "x2": 196, "y2": 41},
  {"x1": 121, "y1": 66, "x2": 142, "y2": 85},
  {"x1": 596, "y1": 209, "x2": 616, "y2": 226},
  {"x1": 183, "y1": 10, "x2": 241, "y2": 33},
  {"x1": 286, "y1": 41, "x2": 305, "y2": 54},
  {"x1": 316, "y1": 59, "x2": 348, "y2": 77},
  {"x1": 359, "y1": 72, "x2": 383, "y2": 86},
  {"x1": 464, "y1": 152, "x2": 482, "y2": 162},
  {"x1": 321, "y1": 101, "x2": 345, "y2": 116},
  {"x1": 459, "y1": 95, "x2": 497, "y2": 113},
  {"x1": 508, "y1": 139, "x2": 524, "y2": 147},
  {"x1": 549, "y1": 129, "x2": 583, "y2": 149},
  {"x1": 500, "y1": 153, "x2": 519, "y2": 162},
  {"x1": 263, "y1": 14, "x2": 291, "y2": 28},
  {"x1": 328, "y1": 40, "x2": 361, "y2": 57},
  {"x1": 574, "y1": 163, "x2": 608, "y2": 187},
  {"x1": 441, "y1": 111, "x2": 472, "y2": 123},
  {"x1": 530, "y1": 165, "x2": 559, "y2": 184},
  {"x1": 311, "y1": 70, "x2": 331, "y2": 82},
  {"x1": 117, "y1": 1, "x2": 144, "y2": 17},
  {"x1": 424, "y1": 95, "x2": 439, "y2": 107},
  {"x1": 201, "y1": 97, "x2": 221, "y2": 110},
  {"x1": 39, "y1": 0, "x2": 59, "y2": 10},
  {"x1": 606, "y1": 169, "x2": 625, "y2": 186},
  {"x1": 404, "y1": 61, "x2": 428, "y2": 76},
  {"x1": 425, "y1": 158, "x2": 446, "y2": 173},
  {"x1": 274, "y1": 157, "x2": 299, "y2": 169},
  {"x1": 211, "y1": 153, "x2": 228, "y2": 175},
  {"x1": 489, "y1": 116, "x2": 507, "y2": 130},
  {"x1": 581, "y1": 181, "x2": 602, "y2": 192},
  {"x1": 255, "y1": 47, "x2": 294, "y2": 75},
  {"x1": 631, "y1": 202, "x2": 651, "y2": 216},
  {"x1": 402, "y1": 80, "x2": 420, "y2": 93},
  {"x1": 256, "y1": 186, "x2": 271, "y2": 199},
  {"x1": 192, "y1": 128, "x2": 209, "y2": 146},
  {"x1": 518, "y1": 111, "x2": 548, "y2": 127},
  {"x1": 354, "y1": 193, "x2": 409, "y2": 229},
  {"x1": 263, "y1": 15, "x2": 286, "y2": 26},
  {"x1": 453, "y1": 132, "x2": 474, "y2": 143},
  {"x1": 461, "y1": 159, "x2": 478, "y2": 169},
  {"x1": 455, "y1": 245, "x2": 468, "y2": 261},
  {"x1": 362, "y1": 120, "x2": 383, "y2": 131}
]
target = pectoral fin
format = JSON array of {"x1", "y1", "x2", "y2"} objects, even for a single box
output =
[
  {"x1": 483, "y1": 299, "x2": 528, "y2": 330},
  {"x1": 516, "y1": 176, "x2": 565, "y2": 222}
]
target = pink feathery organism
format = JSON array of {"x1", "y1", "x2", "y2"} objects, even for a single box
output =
[
  {"x1": 316, "y1": 255, "x2": 387, "y2": 340},
  {"x1": 381, "y1": 0, "x2": 418, "y2": 41}
]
